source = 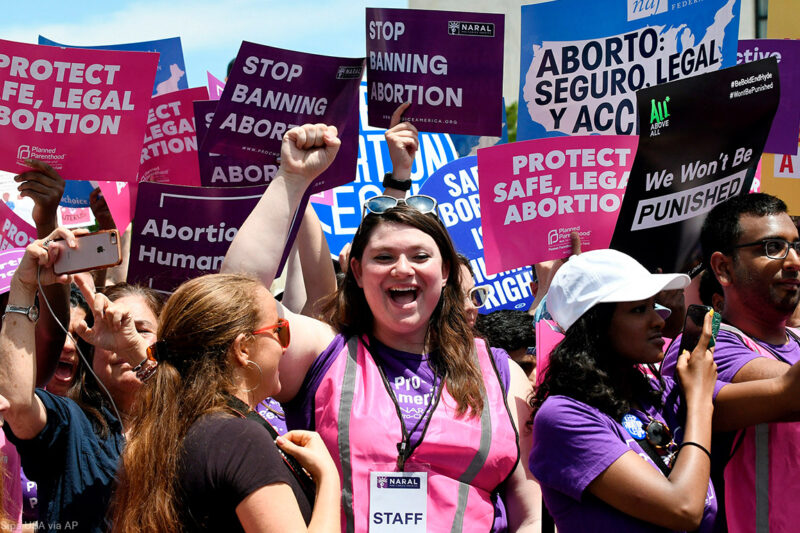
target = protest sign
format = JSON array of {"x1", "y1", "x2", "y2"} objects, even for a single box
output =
[
  {"x1": 0, "y1": 40, "x2": 158, "y2": 181},
  {"x1": 39, "y1": 36, "x2": 188, "y2": 96},
  {"x1": 207, "y1": 71, "x2": 225, "y2": 100},
  {"x1": 767, "y1": 0, "x2": 800, "y2": 39},
  {"x1": 418, "y1": 156, "x2": 534, "y2": 312},
  {"x1": 761, "y1": 150, "x2": 800, "y2": 215},
  {"x1": 609, "y1": 58, "x2": 780, "y2": 272},
  {"x1": 98, "y1": 180, "x2": 134, "y2": 230},
  {"x1": 478, "y1": 135, "x2": 638, "y2": 274},
  {"x1": 517, "y1": 0, "x2": 741, "y2": 140},
  {"x1": 0, "y1": 201, "x2": 36, "y2": 250},
  {"x1": 194, "y1": 100, "x2": 279, "y2": 187},
  {"x1": 61, "y1": 180, "x2": 96, "y2": 208},
  {"x1": 311, "y1": 82, "x2": 459, "y2": 258},
  {"x1": 138, "y1": 87, "x2": 208, "y2": 186},
  {"x1": 0, "y1": 248, "x2": 24, "y2": 294},
  {"x1": 738, "y1": 39, "x2": 800, "y2": 154},
  {"x1": 127, "y1": 182, "x2": 266, "y2": 292},
  {"x1": 59, "y1": 207, "x2": 92, "y2": 227},
  {"x1": 201, "y1": 42, "x2": 363, "y2": 194},
  {"x1": 365, "y1": 8, "x2": 504, "y2": 136}
]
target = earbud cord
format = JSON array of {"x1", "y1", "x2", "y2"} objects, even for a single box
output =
[{"x1": 36, "y1": 266, "x2": 124, "y2": 432}]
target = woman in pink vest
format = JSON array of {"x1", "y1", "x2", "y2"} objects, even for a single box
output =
[{"x1": 224, "y1": 124, "x2": 539, "y2": 533}]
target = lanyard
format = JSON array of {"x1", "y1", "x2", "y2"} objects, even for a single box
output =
[{"x1": 363, "y1": 336, "x2": 444, "y2": 472}]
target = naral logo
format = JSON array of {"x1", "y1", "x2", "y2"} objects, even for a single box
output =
[
  {"x1": 650, "y1": 96, "x2": 670, "y2": 124},
  {"x1": 447, "y1": 21, "x2": 495, "y2": 37},
  {"x1": 627, "y1": 0, "x2": 667, "y2": 21},
  {"x1": 547, "y1": 229, "x2": 558, "y2": 245},
  {"x1": 16, "y1": 145, "x2": 30, "y2": 160},
  {"x1": 336, "y1": 65, "x2": 363, "y2": 80},
  {"x1": 382, "y1": 476, "x2": 421, "y2": 489}
]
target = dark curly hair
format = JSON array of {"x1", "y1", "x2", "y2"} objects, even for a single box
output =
[{"x1": 530, "y1": 303, "x2": 663, "y2": 422}]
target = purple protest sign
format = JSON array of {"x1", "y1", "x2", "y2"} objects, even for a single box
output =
[
  {"x1": 139, "y1": 87, "x2": 208, "y2": 186},
  {"x1": 194, "y1": 100, "x2": 278, "y2": 187},
  {"x1": 0, "y1": 248, "x2": 24, "y2": 294},
  {"x1": 127, "y1": 182, "x2": 266, "y2": 292},
  {"x1": 207, "y1": 71, "x2": 225, "y2": 100},
  {"x1": 0, "y1": 201, "x2": 36, "y2": 250},
  {"x1": 201, "y1": 42, "x2": 363, "y2": 194},
  {"x1": 738, "y1": 39, "x2": 800, "y2": 154},
  {"x1": 366, "y1": 8, "x2": 504, "y2": 136}
]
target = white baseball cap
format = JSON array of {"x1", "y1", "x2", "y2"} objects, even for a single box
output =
[{"x1": 547, "y1": 249, "x2": 690, "y2": 331}]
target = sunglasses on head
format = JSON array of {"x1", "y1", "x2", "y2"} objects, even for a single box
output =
[
  {"x1": 362, "y1": 195, "x2": 438, "y2": 219},
  {"x1": 252, "y1": 318, "x2": 291, "y2": 348},
  {"x1": 468, "y1": 285, "x2": 492, "y2": 308}
]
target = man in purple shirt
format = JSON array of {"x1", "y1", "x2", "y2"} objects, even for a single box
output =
[{"x1": 662, "y1": 193, "x2": 800, "y2": 533}]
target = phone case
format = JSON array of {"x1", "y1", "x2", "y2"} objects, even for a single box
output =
[{"x1": 53, "y1": 230, "x2": 122, "y2": 275}]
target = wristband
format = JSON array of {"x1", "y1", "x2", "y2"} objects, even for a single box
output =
[
  {"x1": 678, "y1": 441, "x2": 712, "y2": 461},
  {"x1": 382, "y1": 172, "x2": 412, "y2": 192}
]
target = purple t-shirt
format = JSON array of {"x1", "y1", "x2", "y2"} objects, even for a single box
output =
[
  {"x1": 530, "y1": 376, "x2": 719, "y2": 533},
  {"x1": 283, "y1": 334, "x2": 512, "y2": 532},
  {"x1": 662, "y1": 329, "x2": 800, "y2": 382},
  {"x1": 255, "y1": 397, "x2": 287, "y2": 436}
]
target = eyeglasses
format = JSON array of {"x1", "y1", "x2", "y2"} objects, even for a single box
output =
[
  {"x1": 253, "y1": 318, "x2": 291, "y2": 348},
  {"x1": 362, "y1": 195, "x2": 438, "y2": 219},
  {"x1": 468, "y1": 285, "x2": 492, "y2": 308},
  {"x1": 731, "y1": 238, "x2": 800, "y2": 260}
]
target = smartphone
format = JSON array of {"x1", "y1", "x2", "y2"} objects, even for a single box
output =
[
  {"x1": 53, "y1": 230, "x2": 122, "y2": 275},
  {"x1": 679, "y1": 304, "x2": 721, "y2": 353}
]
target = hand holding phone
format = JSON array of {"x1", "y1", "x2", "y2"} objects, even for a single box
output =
[
  {"x1": 52, "y1": 230, "x2": 122, "y2": 275},
  {"x1": 679, "y1": 304, "x2": 721, "y2": 354}
]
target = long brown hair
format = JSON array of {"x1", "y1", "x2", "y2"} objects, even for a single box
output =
[
  {"x1": 111, "y1": 274, "x2": 264, "y2": 533},
  {"x1": 67, "y1": 282, "x2": 164, "y2": 437},
  {"x1": 322, "y1": 205, "x2": 484, "y2": 417}
]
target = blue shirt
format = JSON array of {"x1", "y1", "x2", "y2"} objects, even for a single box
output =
[{"x1": 4, "y1": 389, "x2": 124, "y2": 532}]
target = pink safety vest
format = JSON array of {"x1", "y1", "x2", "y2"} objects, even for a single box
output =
[
  {"x1": 314, "y1": 337, "x2": 519, "y2": 533},
  {"x1": 722, "y1": 325, "x2": 800, "y2": 533}
]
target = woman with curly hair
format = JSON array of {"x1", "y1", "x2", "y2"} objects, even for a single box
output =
[{"x1": 530, "y1": 249, "x2": 800, "y2": 533}]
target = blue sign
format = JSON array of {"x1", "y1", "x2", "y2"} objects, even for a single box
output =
[
  {"x1": 311, "y1": 82, "x2": 459, "y2": 258},
  {"x1": 38, "y1": 35, "x2": 188, "y2": 96},
  {"x1": 449, "y1": 99, "x2": 508, "y2": 158},
  {"x1": 517, "y1": 0, "x2": 741, "y2": 140},
  {"x1": 61, "y1": 180, "x2": 96, "y2": 208},
  {"x1": 418, "y1": 156, "x2": 534, "y2": 313}
]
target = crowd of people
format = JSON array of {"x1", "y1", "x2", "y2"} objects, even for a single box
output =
[{"x1": 0, "y1": 108, "x2": 798, "y2": 533}]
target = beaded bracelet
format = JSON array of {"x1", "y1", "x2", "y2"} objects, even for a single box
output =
[{"x1": 678, "y1": 441, "x2": 712, "y2": 461}]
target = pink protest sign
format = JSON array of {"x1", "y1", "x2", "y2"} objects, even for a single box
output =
[
  {"x1": 138, "y1": 86, "x2": 208, "y2": 186},
  {"x1": 98, "y1": 180, "x2": 134, "y2": 230},
  {"x1": 0, "y1": 201, "x2": 36, "y2": 250},
  {"x1": 534, "y1": 319, "x2": 563, "y2": 388},
  {"x1": 58, "y1": 206, "x2": 92, "y2": 227},
  {"x1": 0, "y1": 40, "x2": 158, "y2": 181},
  {"x1": 477, "y1": 135, "x2": 638, "y2": 274},
  {"x1": 0, "y1": 248, "x2": 25, "y2": 294},
  {"x1": 207, "y1": 71, "x2": 225, "y2": 100}
]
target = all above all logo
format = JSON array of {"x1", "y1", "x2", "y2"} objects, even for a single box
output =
[
  {"x1": 650, "y1": 96, "x2": 670, "y2": 124},
  {"x1": 447, "y1": 21, "x2": 495, "y2": 37}
]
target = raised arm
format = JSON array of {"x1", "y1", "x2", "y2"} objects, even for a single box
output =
[
  {"x1": 0, "y1": 228, "x2": 77, "y2": 440},
  {"x1": 383, "y1": 102, "x2": 418, "y2": 199},
  {"x1": 15, "y1": 159, "x2": 70, "y2": 386},
  {"x1": 222, "y1": 124, "x2": 340, "y2": 285}
]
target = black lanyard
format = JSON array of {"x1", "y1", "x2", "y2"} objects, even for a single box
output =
[{"x1": 363, "y1": 336, "x2": 444, "y2": 472}]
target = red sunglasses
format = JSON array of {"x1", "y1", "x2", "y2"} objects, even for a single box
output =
[{"x1": 252, "y1": 318, "x2": 290, "y2": 348}]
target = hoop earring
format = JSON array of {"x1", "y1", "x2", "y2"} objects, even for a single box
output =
[{"x1": 242, "y1": 360, "x2": 263, "y2": 393}]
